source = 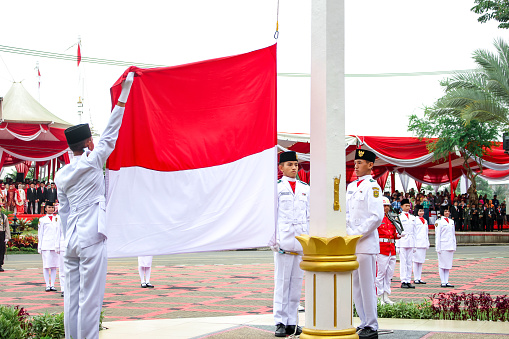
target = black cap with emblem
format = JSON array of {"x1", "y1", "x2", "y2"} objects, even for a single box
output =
[
  {"x1": 354, "y1": 149, "x2": 376, "y2": 163},
  {"x1": 64, "y1": 124, "x2": 92, "y2": 145},
  {"x1": 279, "y1": 151, "x2": 298, "y2": 164},
  {"x1": 401, "y1": 198, "x2": 410, "y2": 205}
]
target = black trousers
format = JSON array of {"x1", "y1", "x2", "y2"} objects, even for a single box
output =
[
  {"x1": 28, "y1": 201, "x2": 36, "y2": 214},
  {"x1": 0, "y1": 231, "x2": 5, "y2": 267}
]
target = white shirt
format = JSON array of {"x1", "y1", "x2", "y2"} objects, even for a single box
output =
[
  {"x1": 55, "y1": 105, "x2": 125, "y2": 249},
  {"x1": 435, "y1": 216, "x2": 457, "y2": 252},
  {"x1": 414, "y1": 216, "x2": 430, "y2": 249},
  {"x1": 38, "y1": 214, "x2": 61, "y2": 251},
  {"x1": 398, "y1": 211, "x2": 415, "y2": 248},
  {"x1": 346, "y1": 174, "x2": 384, "y2": 254}
]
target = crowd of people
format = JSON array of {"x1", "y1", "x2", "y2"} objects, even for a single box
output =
[
  {"x1": 387, "y1": 190, "x2": 507, "y2": 232},
  {"x1": 0, "y1": 179, "x2": 58, "y2": 214}
]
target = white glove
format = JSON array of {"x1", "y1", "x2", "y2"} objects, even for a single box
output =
[
  {"x1": 270, "y1": 245, "x2": 280, "y2": 253},
  {"x1": 401, "y1": 231, "x2": 408, "y2": 237},
  {"x1": 396, "y1": 247, "x2": 400, "y2": 254},
  {"x1": 4, "y1": 239, "x2": 8, "y2": 244},
  {"x1": 118, "y1": 72, "x2": 135, "y2": 103}
]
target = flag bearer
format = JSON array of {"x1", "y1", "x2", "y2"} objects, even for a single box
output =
[
  {"x1": 435, "y1": 208, "x2": 457, "y2": 288},
  {"x1": 55, "y1": 72, "x2": 134, "y2": 339},
  {"x1": 346, "y1": 149, "x2": 384, "y2": 339},
  {"x1": 413, "y1": 205, "x2": 429, "y2": 284},
  {"x1": 272, "y1": 151, "x2": 310, "y2": 337},
  {"x1": 376, "y1": 197, "x2": 399, "y2": 305},
  {"x1": 397, "y1": 199, "x2": 415, "y2": 289},
  {"x1": 38, "y1": 202, "x2": 61, "y2": 292}
]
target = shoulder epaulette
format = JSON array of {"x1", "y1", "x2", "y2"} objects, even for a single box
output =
[
  {"x1": 370, "y1": 179, "x2": 376, "y2": 182},
  {"x1": 299, "y1": 180, "x2": 309, "y2": 186},
  {"x1": 277, "y1": 179, "x2": 282, "y2": 183}
]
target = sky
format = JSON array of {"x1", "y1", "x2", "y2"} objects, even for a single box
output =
[{"x1": 0, "y1": 0, "x2": 505, "y2": 139}]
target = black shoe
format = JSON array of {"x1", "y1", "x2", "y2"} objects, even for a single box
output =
[
  {"x1": 445, "y1": 283, "x2": 454, "y2": 288},
  {"x1": 356, "y1": 327, "x2": 363, "y2": 333},
  {"x1": 285, "y1": 325, "x2": 302, "y2": 336},
  {"x1": 45, "y1": 287, "x2": 51, "y2": 292},
  {"x1": 146, "y1": 283, "x2": 154, "y2": 288},
  {"x1": 401, "y1": 282, "x2": 409, "y2": 288},
  {"x1": 414, "y1": 280, "x2": 421, "y2": 284},
  {"x1": 275, "y1": 323, "x2": 286, "y2": 337},
  {"x1": 61, "y1": 292, "x2": 64, "y2": 297},
  {"x1": 0, "y1": 266, "x2": 4, "y2": 272},
  {"x1": 407, "y1": 283, "x2": 415, "y2": 289},
  {"x1": 440, "y1": 283, "x2": 447, "y2": 288},
  {"x1": 419, "y1": 280, "x2": 426, "y2": 284},
  {"x1": 358, "y1": 326, "x2": 378, "y2": 339},
  {"x1": 50, "y1": 286, "x2": 57, "y2": 292},
  {"x1": 141, "y1": 283, "x2": 147, "y2": 288}
]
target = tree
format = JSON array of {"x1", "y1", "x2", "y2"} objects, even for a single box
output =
[
  {"x1": 472, "y1": 0, "x2": 509, "y2": 29},
  {"x1": 475, "y1": 176, "x2": 494, "y2": 198},
  {"x1": 427, "y1": 38, "x2": 509, "y2": 128},
  {"x1": 408, "y1": 114, "x2": 499, "y2": 205}
]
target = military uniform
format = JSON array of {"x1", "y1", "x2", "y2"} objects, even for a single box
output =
[
  {"x1": 376, "y1": 215, "x2": 398, "y2": 302},
  {"x1": 38, "y1": 213, "x2": 61, "y2": 290},
  {"x1": 435, "y1": 216, "x2": 456, "y2": 287},
  {"x1": 273, "y1": 175, "x2": 310, "y2": 331},
  {"x1": 413, "y1": 216, "x2": 429, "y2": 283},
  {"x1": 397, "y1": 210, "x2": 415, "y2": 286},
  {"x1": 346, "y1": 174, "x2": 384, "y2": 333}
]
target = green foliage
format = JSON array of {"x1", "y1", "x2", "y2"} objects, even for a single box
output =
[
  {"x1": 31, "y1": 312, "x2": 65, "y2": 339},
  {"x1": 31, "y1": 218, "x2": 40, "y2": 230},
  {"x1": 472, "y1": 0, "x2": 509, "y2": 29},
  {"x1": 476, "y1": 176, "x2": 494, "y2": 198},
  {"x1": 0, "y1": 305, "x2": 28, "y2": 339},
  {"x1": 354, "y1": 299, "x2": 433, "y2": 319},
  {"x1": 492, "y1": 184, "x2": 508, "y2": 202}
]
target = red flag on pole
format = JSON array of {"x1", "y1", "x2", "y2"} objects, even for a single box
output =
[{"x1": 77, "y1": 43, "x2": 81, "y2": 66}]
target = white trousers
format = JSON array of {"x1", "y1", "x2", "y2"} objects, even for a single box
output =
[
  {"x1": 273, "y1": 252, "x2": 303, "y2": 326},
  {"x1": 353, "y1": 254, "x2": 378, "y2": 331},
  {"x1": 59, "y1": 251, "x2": 65, "y2": 292},
  {"x1": 375, "y1": 254, "x2": 396, "y2": 295},
  {"x1": 399, "y1": 247, "x2": 413, "y2": 283},
  {"x1": 64, "y1": 229, "x2": 107, "y2": 339}
]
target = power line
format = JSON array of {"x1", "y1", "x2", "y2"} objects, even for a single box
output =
[{"x1": 0, "y1": 44, "x2": 479, "y2": 78}]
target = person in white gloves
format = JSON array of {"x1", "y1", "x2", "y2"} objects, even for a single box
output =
[
  {"x1": 38, "y1": 202, "x2": 61, "y2": 292},
  {"x1": 413, "y1": 205, "x2": 430, "y2": 284},
  {"x1": 271, "y1": 151, "x2": 309, "y2": 337},
  {"x1": 0, "y1": 210, "x2": 10, "y2": 272},
  {"x1": 55, "y1": 72, "x2": 135, "y2": 339},
  {"x1": 435, "y1": 208, "x2": 457, "y2": 288},
  {"x1": 397, "y1": 199, "x2": 415, "y2": 289}
]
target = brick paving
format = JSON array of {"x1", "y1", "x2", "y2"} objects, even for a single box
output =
[{"x1": 1, "y1": 253, "x2": 508, "y2": 322}]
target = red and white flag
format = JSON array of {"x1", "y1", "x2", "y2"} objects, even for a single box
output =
[
  {"x1": 77, "y1": 43, "x2": 81, "y2": 66},
  {"x1": 106, "y1": 45, "x2": 277, "y2": 258}
]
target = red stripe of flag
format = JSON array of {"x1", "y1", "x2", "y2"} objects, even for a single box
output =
[{"x1": 77, "y1": 44, "x2": 81, "y2": 66}]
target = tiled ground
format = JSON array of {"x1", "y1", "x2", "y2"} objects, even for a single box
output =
[{"x1": 1, "y1": 255, "x2": 508, "y2": 322}]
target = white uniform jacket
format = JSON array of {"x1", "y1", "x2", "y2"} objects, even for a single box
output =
[
  {"x1": 414, "y1": 217, "x2": 430, "y2": 249},
  {"x1": 55, "y1": 105, "x2": 125, "y2": 249},
  {"x1": 276, "y1": 176, "x2": 310, "y2": 253},
  {"x1": 38, "y1": 214, "x2": 61, "y2": 251},
  {"x1": 346, "y1": 175, "x2": 384, "y2": 254},
  {"x1": 397, "y1": 212, "x2": 415, "y2": 248},
  {"x1": 435, "y1": 217, "x2": 457, "y2": 252}
]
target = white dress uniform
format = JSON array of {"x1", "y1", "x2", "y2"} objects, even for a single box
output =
[
  {"x1": 397, "y1": 211, "x2": 415, "y2": 284},
  {"x1": 435, "y1": 216, "x2": 456, "y2": 284},
  {"x1": 273, "y1": 176, "x2": 310, "y2": 327},
  {"x1": 59, "y1": 227, "x2": 66, "y2": 293},
  {"x1": 38, "y1": 214, "x2": 61, "y2": 268},
  {"x1": 55, "y1": 104, "x2": 126, "y2": 339},
  {"x1": 346, "y1": 175, "x2": 384, "y2": 331},
  {"x1": 413, "y1": 216, "x2": 429, "y2": 282}
]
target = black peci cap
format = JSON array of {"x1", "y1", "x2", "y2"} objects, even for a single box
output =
[
  {"x1": 279, "y1": 151, "x2": 298, "y2": 164},
  {"x1": 355, "y1": 149, "x2": 376, "y2": 163},
  {"x1": 65, "y1": 124, "x2": 91, "y2": 145},
  {"x1": 401, "y1": 199, "x2": 410, "y2": 205}
]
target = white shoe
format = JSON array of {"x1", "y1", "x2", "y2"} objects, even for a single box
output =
[{"x1": 383, "y1": 292, "x2": 395, "y2": 305}]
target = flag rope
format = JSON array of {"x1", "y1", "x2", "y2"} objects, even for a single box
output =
[{"x1": 274, "y1": 0, "x2": 280, "y2": 39}]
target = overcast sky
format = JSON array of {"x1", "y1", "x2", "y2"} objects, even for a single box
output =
[{"x1": 0, "y1": 0, "x2": 504, "y2": 138}]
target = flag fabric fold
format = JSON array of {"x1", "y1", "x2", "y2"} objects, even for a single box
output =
[{"x1": 106, "y1": 44, "x2": 277, "y2": 258}]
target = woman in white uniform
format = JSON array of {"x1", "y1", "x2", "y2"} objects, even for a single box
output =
[
  {"x1": 138, "y1": 256, "x2": 154, "y2": 288},
  {"x1": 413, "y1": 205, "x2": 429, "y2": 284},
  {"x1": 38, "y1": 202, "x2": 61, "y2": 292},
  {"x1": 435, "y1": 208, "x2": 456, "y2": 287}
]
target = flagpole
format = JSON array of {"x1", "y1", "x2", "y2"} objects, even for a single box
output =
[
  {"x1": 77, "y1": 35, "x2": 83, "y2": 123},
  {"x1": 35, "y1": 61, "x2": 40, "y2": 102},
  {"x1": 297, "y1": 1, "x2": 360, "y2": 338}
]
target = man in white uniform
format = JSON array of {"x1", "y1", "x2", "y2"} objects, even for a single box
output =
[
  {"x1": 272, "y1": 151, "x2": 310, "y2": 337},
  {"x1": 435, "y1": 208, "x2": 456, "y2": 287},
  {"x1": 413, "y1": 205, "x2": 429, "y2": 284},
  {"x1": 397, "y1": 199, "x2": 415, "y2": 289},
  {"x1": 138, "y1": 256, "x2": 154, "y2": 288},
  {"x1": 38, "y1": 202, "x2": 61, "y2": 292},
  {"x1": 55, "y1": 72, "x2": 134, "y2": 339},
  {"x1": 346, "y1": 149, "x2": 384, "y2": 339}
]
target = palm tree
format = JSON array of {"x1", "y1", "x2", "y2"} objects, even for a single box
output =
[{"x1": 428, "y1": 38, "x2": 509, "y2": 128}]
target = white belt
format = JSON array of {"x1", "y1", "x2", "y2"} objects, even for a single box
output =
[
  {"x1": 70, "y1": 195, "x2": 105, "y2": 213},
  {"x1": 380, "y1": 238, "x2": 395, "y2": 243}
]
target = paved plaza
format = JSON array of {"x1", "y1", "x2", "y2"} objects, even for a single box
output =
[{"x1": 1, "y1": 246, "x2": 509, "y2": 323}]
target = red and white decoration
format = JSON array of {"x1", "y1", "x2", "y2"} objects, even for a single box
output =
[{"x1": 105, "y1": 45, "x2": 277, "y2": 258}]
